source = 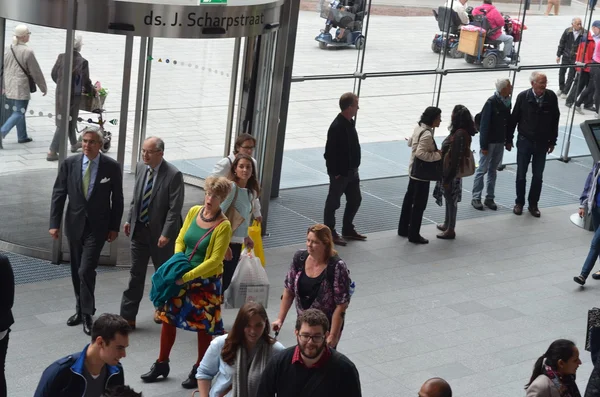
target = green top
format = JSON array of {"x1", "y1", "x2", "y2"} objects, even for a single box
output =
[{"x1": 183, "y1": 221, "x2": 214, "y2": 267}]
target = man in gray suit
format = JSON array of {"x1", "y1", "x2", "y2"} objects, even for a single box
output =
[
  {"x1": 120, "y1": 137, "x2": 184, "y2": 329},
  {"x1": 50, "y1": 128, "x2": 124, "y2": 336}
]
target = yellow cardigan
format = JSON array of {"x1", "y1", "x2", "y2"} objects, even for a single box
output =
[{"x1": 176, "y1": 205, "x2": 232, "y2": 283}]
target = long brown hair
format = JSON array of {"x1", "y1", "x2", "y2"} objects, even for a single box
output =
[
  {"x1": 230, "y1": 153, "x2": 261, "y2": 198},
  {"x1": 221, "y1": 302, "x2": 275, "y2": 365},
  {"x1": 307, "y1": 224, "x2": 337, "y2": 261}
]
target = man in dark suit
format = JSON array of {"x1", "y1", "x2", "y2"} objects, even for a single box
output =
[
  {"x1": 120, "y1": 137, "x2": 184, "y2": 329},
  {"x1": 0, "y1": 254, "x2": 14, "y2": 397},
  {"x1": 49, "y1": 129, "x2": 124, "y2": 335}
]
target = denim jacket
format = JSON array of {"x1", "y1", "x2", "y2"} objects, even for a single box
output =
[{"x1": 580, "y1": 162, "x2": 600, "y2": 212}]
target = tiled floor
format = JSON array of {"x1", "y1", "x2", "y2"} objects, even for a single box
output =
[{"x1": 5, "y1": 203, "x2": 600, "y2": 397}]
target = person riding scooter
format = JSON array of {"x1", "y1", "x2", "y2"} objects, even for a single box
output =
[
  {"x1": 324, "y1": 0, "x2": 365, "y2": 41},
  {"x1": 473, "y1": 0, "x2": 513, "y2": 62},
  {"x1": 445, "y1": 0, "x2": 469, "y2": 26}
]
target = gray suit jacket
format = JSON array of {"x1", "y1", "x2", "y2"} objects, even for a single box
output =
[
  {"x1": 127, "y1": 160, "x2": 184, "y2": 242},
  {"x1": 50, "y1": 153, "x2": 124, "y2": 240}
]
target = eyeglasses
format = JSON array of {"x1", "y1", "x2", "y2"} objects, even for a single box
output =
[
  {"x1": 298, "y1": 334, "x2": 325, "y2": 343},
  {"x1": 141, "y1": 149, "x2": 162, "y2": 154}
]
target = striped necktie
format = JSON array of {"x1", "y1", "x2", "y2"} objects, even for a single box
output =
[{"x1": 139, "y1": 168, "x2": 154, "y2": 223}]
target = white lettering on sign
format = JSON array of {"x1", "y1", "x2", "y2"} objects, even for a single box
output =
[{"x1": 144, "y1": 11, "x2": 265, "y2": 30}]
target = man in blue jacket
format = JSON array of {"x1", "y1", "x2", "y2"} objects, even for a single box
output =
[{"x1": 34, "y1": 313, "x2": 130, "y2": 397}]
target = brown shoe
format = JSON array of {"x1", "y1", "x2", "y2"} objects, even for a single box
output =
[
  {"x1": 528, "y1": 206, "x2": 541, "y2": 218},
  {"x1": 153, "y1": 310, "x2": 162, "y2": 324},
  {"x1": 513, "y1": 204, "x2": 523, "y2": 215},
  {"x1": 436, "y1": 224, "x2": 447, "y2": 232},
  {"x1": 127, "y1": 320, "x2": 136, "y2": 330},
  {"x1": 342, "y1": 229, "x2": 367, "y2": 241},
  {"x1": 332, "y1": 234, "x2": 347, "y2": 246},
  {"x1": 436, "y1": 231, "x2": 456, "y2": 240}
]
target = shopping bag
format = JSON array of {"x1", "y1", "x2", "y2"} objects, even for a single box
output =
[
  {"x1": 243, "y1": 220, "x2": 265, "y2": 266},
  {"x1": 225, "y1": 248, "x2": 270, "y2": 309},
  {"x1": 586, "y1": 307, "x2": 600, "y2": 351}
]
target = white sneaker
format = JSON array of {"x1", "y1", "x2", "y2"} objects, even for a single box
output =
[
  {"x1": 575, "y1": 106, "x2": 585, "y2": 115},
  {"x1": 503, "y1": 57, "x2": 512, "y2": 63}
]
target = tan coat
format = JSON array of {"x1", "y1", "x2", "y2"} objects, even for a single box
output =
[
  {"x1": 526, "y1": 375, "x2": 561, "y2": 397},
  {"x1": 2, "y1": 43, "x2": 47, "y2": 100},
  {"x1": 407, "y1": 123, "x2": 442, "y2": 181}
]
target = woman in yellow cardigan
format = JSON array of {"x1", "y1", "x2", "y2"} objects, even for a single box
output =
[{"x1": 141, "y1": 176, "x2": 233, "y2": 389}]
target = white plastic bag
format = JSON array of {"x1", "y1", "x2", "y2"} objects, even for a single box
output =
[{"x1": 225, "y1": 249, "x2": 270, "y2": 309}]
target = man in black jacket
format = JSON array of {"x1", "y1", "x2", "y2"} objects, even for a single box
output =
[
  {"x1": 257, "y1": 309, "x2": 361, "y2": 397},
  {"x1": 509, "y1": 72, "x2": 560, "y2": 218},
  {"x1": 323, "y1": 92, "x2": 365, "y2": 246},
  {"x1": 472, "y1": 78, "x2": 512, "y2": 211},
  {"x1": 556, "y1": 18, "x2": 585, "y2": 98},
  {"x1": 34, "y1": 314, "x2": 130, "y2": 397},
  {"x1": 0, "y1": 254, "x2": 14, "y2": 397}
]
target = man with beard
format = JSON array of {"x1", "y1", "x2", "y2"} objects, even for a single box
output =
[{"x1": 257, "y1": 309, "x2": 361, "y2": 397}]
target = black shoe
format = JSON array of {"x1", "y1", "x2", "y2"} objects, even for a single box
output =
[
  {"x1": 484, "y1": 199, "x2": 498, "y2": 211},
  {"x1": 181, "y1": 364, "x2": 199, "y2": 389},
  {"x1": 528, "y1": 206, "x2": 541, "y2": 218},
  {"x1": 592, "y1": 272, "x2": 600, "y2": 280},
  {"x1": 408, "y1": 236, "x2": 429, "y2": 244},
  {"x1": 513, "y1": 204, "x2": 523, "y2": 215},
  {"x1": 397, "y1": 231, "x2": 408, "y2": 237},
  {"x1": 342, "y1": 229, "x2": 367, "y2": 241},
  {"x1": 67, "y1": 313, "x2": 82, "y2": 326},
  {"x1": 574, "y1": 275, "x2": 586, "y2": 286},
  {"x1": 82, "y1": 314, "x2": 93, "y2": 336},
  {"x1": 141, "y1": 360, "x2": 170, "y2": 382},
  {"x1": 18, "y1": 137, "x2": 32, "y2": 143},
  {"x1": 471, "y1": 199, "x2": 484, "y2": 210},
  {"x1": 332, "y1": 234, "x2": 347, "y2": 246}
]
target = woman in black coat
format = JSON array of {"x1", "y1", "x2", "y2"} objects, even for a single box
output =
[{"x1": 0, "y1": 254, "x2": 15, "y2": 397}]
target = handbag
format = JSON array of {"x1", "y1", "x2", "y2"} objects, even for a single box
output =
[
  {"x1": 410, "y1": 128, "x2": 443, "y2": 181},
  {"x1": 586, "y1": 307, "x2": 600, "y2": 351},
  {"x1": 443, "y1": 129, "x2": 475, "y2": 179},
  {"x1": 224, "y1": 184, "x2": 246, "y2": 232},
  {"x1": 10, "y1": 46, "x2": 36, "y2": 93}
]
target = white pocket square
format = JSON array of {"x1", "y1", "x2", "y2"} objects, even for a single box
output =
[{"x1": 100, "y1": 177, "x2": 110, "y2": 184}]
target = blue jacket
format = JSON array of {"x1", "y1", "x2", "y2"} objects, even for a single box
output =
[
  {"x1": 150, "y1": 252, "x2": 193, "y2": 307},
  {"x1": 580, "y1": 162, "x2": 600, "y2": 211},
  {"x1": 34, "y1": 344, "x2": 124, "y2": 397}
]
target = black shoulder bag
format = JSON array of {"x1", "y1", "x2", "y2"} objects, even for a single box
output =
[
  {"x1": 10, "y1": 46, "x2": 36, "y2": 93},
  {"x1": 410, "y1": 128, "x2": 442, "y2": 181}
]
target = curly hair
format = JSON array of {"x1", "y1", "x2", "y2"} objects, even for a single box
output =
[{"x1": 204, "y1": 176, "x2": 233, "y2": 202}]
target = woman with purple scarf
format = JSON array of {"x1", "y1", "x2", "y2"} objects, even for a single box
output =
[{"x1": 525, "y1": 339, "x2": 582, "y2": 397}]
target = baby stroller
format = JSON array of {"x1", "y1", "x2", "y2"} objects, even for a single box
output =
[
  {"x1": 431, "y1": 6, "x2": 470, "y2": 58},
  {"x1": 464, "y1": 12, "x2": 523, "y2": 68},
  {"x1": 315, "y1": 0, "x2": 366, "y2": 50},
  {"x1": 77, "y1": 93, "x2": 112, "y2": 153}
]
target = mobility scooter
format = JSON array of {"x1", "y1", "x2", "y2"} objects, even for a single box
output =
[
  {"x1": 431, "y1": 5, "x2": 472, "y2": 59},
  {"x1": 315, "y1": 0, "x2": 366, "y2": 50}
]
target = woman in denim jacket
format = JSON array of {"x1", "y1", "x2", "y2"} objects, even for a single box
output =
[
  {"x1": 195, "y1": 302, "x2": 283, "y2": 397},
  {"x1": 573, "y1": 161, "x2": 600, "y2": 285}
]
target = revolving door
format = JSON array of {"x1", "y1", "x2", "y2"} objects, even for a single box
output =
[{"x1": 0, "y1": 0, "x2": 291, "y2": 265}]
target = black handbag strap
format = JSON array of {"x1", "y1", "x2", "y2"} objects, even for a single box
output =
[{"x1": 10, "y1": 46, "x2": 30, "y2": 78}]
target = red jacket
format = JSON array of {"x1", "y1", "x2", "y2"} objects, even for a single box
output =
[
  {"x1": 472, "y1": 3, "x2": 505, "y2": 40},
  {"x1": 576, "y1": 33, "x2": 595, "y2": 72}
]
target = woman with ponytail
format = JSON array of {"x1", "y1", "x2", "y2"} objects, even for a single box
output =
[{"x1": 526, "y1": 339, "x2": 582, "y2": 397}]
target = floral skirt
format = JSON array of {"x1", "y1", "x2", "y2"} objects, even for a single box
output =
[{"x1": 157, "y1": 274, "x2": 224, "y2": 334}]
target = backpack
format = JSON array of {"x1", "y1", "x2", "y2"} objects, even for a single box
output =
[{"x1": 294, "y1": 250, "x2": 355, "y2": 300}]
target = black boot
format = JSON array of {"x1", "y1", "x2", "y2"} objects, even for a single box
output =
[
  {"x1": 181, "y1": 364, "x2": 199, "y2": 389},
  {"x1": 140, "y1": 360, "x2": 170, "y2": 382}
]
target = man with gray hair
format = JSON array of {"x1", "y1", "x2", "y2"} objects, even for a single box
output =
[
  {"x1": 508, "y1": 72, "x2": 560, "y2": 218},
  {"x1": 120, "y1": 137, "x2": 184, "y2": 329},
  {"x1": 471, "y1": 78, "x2": 512, "y2": 211},
  {"x1": 47, "y1": 35, "x2": 95, "y2": 161},
  {"x1": 556, "y1": 18, "x2": 585, "y2": 98}
]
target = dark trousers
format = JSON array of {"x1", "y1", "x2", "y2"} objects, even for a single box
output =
[
  {"x1": 222, "y1": 243, "x2": 243, "y2": 293},
  {"x1": 567, "y1": 72, "x2": 592, "y2": 107},
  {"x1": 323, "y1": 169, "x2": 362, "y2": 235},
  {"x1": 120, "y1": 223, "x2": 174, "y2": 321},
  {"x1": 577, "y1": 66, "x2": 600, "y2": 110},
  {"x1": 0, "y1": 330, "x2": 8, "y2": 397},
  {"x1": 515, "y1": 136, "x2": 548, "y2": 207},
  {"x1": 398, "y1": 178, "x2": 430, "y2": 240},
  {"x1": 559, "y1": 57, "x2": 576, "y2": 93},
  {"x1": 49, "y1": 95, "x2": 81, "y2": 153},
  {"x1": 68, "y1": 223, "x2": 106, "y2": 315}
]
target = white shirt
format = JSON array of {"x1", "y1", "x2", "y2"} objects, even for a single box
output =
[{"x1": 445, "y1": 0, "x2": 469, "y2": 25}]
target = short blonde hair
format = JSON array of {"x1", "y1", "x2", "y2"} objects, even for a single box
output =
[{"x1": 205, "y1": 176, "x2": 232, "y2": 201}]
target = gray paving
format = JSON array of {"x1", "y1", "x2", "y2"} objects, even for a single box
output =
[{"x1": 5, "y1": 203, "x2": 600, "y2": 397}]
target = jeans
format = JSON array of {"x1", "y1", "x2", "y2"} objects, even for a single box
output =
[
  {"x1": 0, "y1": 99, "x2": 29, "y2": 141},
  {"x1": 398, "y1": 178, "x2": 430, "y2": 240},
  {"x1": 515, "y1": 135, "x2": 548, "y2": 207},
  {"x1": 580, "y1": 207, "x2": 600, "y2": 279},
  {"x1": 559, "y1": 57, "x2": 576, "y2": 94},
  {"x1": 323, "y1": 169, "x2": 362, "y2": 235},
  {"x1": 472, "y1": 142, "x2": 505, "y2": 200},
  {"x1": 444, "y1": 187, "x2": 459, "y2": 231},
  {"x1": 497, "y1": 33, "x2": 514, "y2": 58}
]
